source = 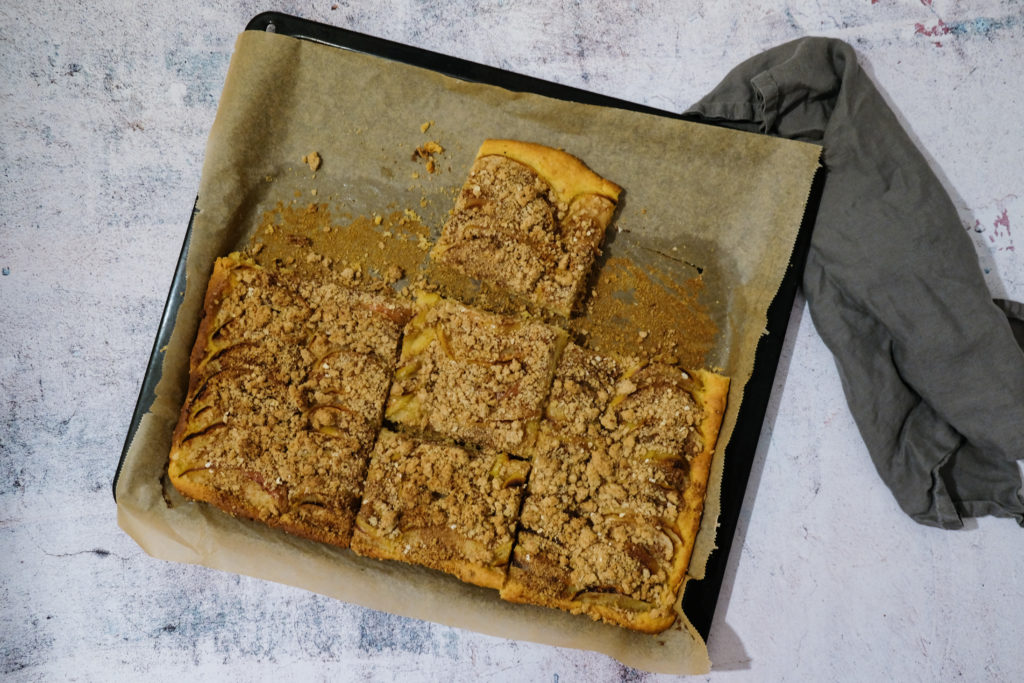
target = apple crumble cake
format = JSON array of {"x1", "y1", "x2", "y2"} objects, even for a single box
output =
[{"x1": 167, "y1": 139, "x2": 732, "y2": 636}]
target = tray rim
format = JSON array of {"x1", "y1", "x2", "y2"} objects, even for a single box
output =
[{"x1": 113, "y1": 10, "x2": 819, "y2": 642}]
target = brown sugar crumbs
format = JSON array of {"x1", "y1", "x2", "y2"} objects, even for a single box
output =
[
  {"x1": 249, "y1": 201, "x2": 432, "y2": 290},
  {"x1": 572, "y1": 257, "x2": 717, "y2": 370}
]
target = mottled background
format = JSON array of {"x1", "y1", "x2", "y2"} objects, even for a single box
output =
[{"x1": 1, "y1": 1, "x2": 1022, "y2": 681}]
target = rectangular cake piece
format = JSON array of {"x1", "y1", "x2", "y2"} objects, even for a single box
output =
[
  {"x1": 430, "y1": 139, "x2": 621, "y2": 316},
  {"x1": 385, "y1": 292, "x2": 567, "y2": 456},
  {"x1": 500, "y1": 343, "x2": 729, "y2": 633},
  {"x1": 168, "y1": 253, "x2": 412, "y2": 548},
  {"x1": 351, "y1": 429, "x2": 530, "y2": 589}
]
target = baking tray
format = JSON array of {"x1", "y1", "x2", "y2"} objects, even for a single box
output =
[{"x1": 114, "y1": 10, "x2": 820, "y2": 642}]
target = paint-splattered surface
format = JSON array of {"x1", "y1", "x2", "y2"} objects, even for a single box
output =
[{"x1": 1, "y1": 1, "x2": 1022, "y2": 680}]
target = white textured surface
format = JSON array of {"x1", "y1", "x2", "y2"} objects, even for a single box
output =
[{"x1": 1, "y1": 1, "x2": 1022, "y2": 680}]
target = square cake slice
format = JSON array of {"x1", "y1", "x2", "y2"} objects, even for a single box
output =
[
  {"x1": 351, "y1": 429, "x2": 530, "y2": 589},
  {"x1": 385, "y1": 292, "x2": 567, "y2": 456},
  {"x1": 500, "y1": 344, "x2": 729, "y2": 633},
  {"x1": 430, "y1": 139, "x2": 621, "y2": 316},
  {"x1": 168, "y1": 254, "x2": 412, "y2": 548}
]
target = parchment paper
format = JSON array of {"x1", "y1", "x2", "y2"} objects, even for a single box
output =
[{"x1": 117, "y1": 29, "x2": 820, "y2": 675}]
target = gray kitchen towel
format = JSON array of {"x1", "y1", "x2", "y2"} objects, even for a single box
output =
[{"x1": 686, "y1": 37, "x2": 1024, "y2": 528}]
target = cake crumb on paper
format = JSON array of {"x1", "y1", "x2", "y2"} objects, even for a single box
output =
[
  {"x1": 301, "y1": 151, "x2": 322, "y2": 172},
  {"x1": 412, "y1": 141, "x2": 444, "y2": 174}
]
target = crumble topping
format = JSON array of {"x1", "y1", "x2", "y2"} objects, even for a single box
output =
[
  {"x1": 431, "y1": 155, "x2": 616, "y2": 316},
  {"x1": 170, "y1": 255, "x2": 412, "y2": 546},
  {"x1": 386, "y1": 293, "x2": 566, "y2": 456},
  {"x1": 506, "y1": 343, "x2": 705, "y2": 611},
  {"x1": 353, "y1": 430, "x2": 529, "y2": 578},
  {"x1": 511, "y1": 432, "x2": 689, "y2": 606},
  {"x1": 545, "y1": 343, "x2": 704, "y2": 458}
]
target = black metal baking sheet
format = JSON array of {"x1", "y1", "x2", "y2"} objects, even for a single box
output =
[
  {"x1": 115, "y1": 10, "x2": 818, "y2": 643},
  {"x1": 114, "y1": 200, "x2": 194, "y2": 499}
]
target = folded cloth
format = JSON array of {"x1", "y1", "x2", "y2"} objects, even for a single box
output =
[{"x1": 686, "y1": 37, "x2": 1024, "y2": 528}]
